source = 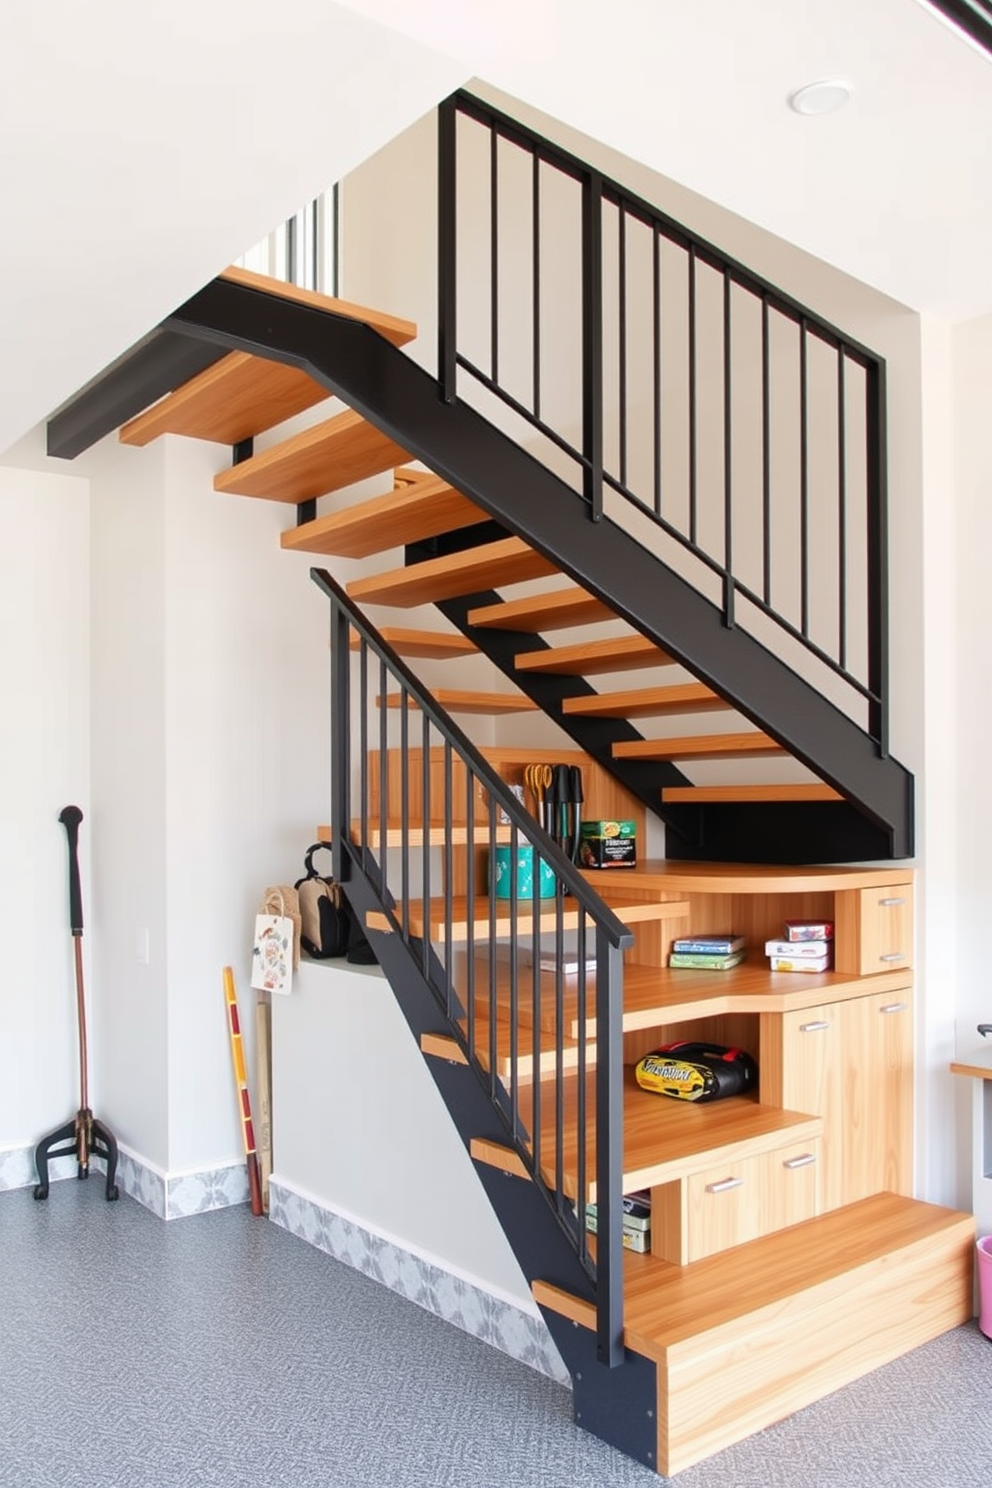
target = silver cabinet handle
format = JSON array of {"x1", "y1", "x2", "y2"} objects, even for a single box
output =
[
  {"x1": 879, "y1": 897, "x2": 906, "y2": 907},
  {"x1": 879, "y1": 953, "x2": 905, "y2": 962},
  {"x1": 800, "y1": 1020, "x2": 831, "y2": 1032},
  {"x1": 783, "y1": 1153, "x2": 817, "y2": 1170},
  {"x1": 705, "y1": 1176, "x2": 744, "y2": 1194},
  {"x1": 880, "y1": 1001, "x2": 908, "y2": 1014}
]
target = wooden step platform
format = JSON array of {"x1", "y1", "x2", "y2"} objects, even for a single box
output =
[
  {"x1": 220, "y1": 266, "x2": 418, "y2": 347},
  {"x1": 614, "y1": 731, "x2": 785, "y2": 761},
  {"x1": 348, "y1": 537, "x2": 557, "y2": 608},
  {"x1": 348, "y1": 627, "x2": 478, "y2": 659},
  {"x1": 421, "y1": 1022, "x2": 587, "y2": 1084},
  {"x1": 365, "y1": 894, "x2": 666, "y2": 945},
  {"x1": 214, "y1": 408, "x2": 411, "y2": 504},
  {"x1": 563, "y1": 683, "x2": 729, "y2": 719},
  {"x1": 378, "y1": 688, "x2": 538, "y2": 715},
  {"x1": 515, "y1": 634, "x2": 673, "y2": 676},
  {"x1": 661, "y1": 783, "x2": 842, "y2": 804},
  {"x1": 280, "y1": 475, "x2": 486, "y2": 558},
  {"x1": 468, "y1": 586, "x2": 615, "y2": 632},
  {"x1": 534, "y1": 1192, "x2": 973, "y2": 1475}
]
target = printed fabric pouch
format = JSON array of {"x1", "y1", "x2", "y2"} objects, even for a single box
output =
[
  {"x1": 294, "y1": 843, "x2": 350, "y2": 960},
  {"x1": 251, "y1": 889, "x2": 295, "y2": 995}
]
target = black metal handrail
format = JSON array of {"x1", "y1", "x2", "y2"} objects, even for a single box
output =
[
  {"x1": 438, "y1": 90, "x2": 889, "y2": 751},
  {"x1": 312, "y1": 566, "x2": 634, "y2": 1367}
]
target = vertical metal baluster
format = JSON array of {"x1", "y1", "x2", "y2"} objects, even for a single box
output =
[
  {"x1": 466, "y1": 767, "x2": 476, "y2": 1064},
  {"x1": 688, "y1": 245, "x2": 697, "y2": 545},
  {"x1": 800, "y1": 318, "x2": 810, "y2": 639},
  {"x1": 553, "y1": 886, "x2": 565, "y2": 1223},
  {"x1": 357, "y1": 635, "x2": 368, "y2": 879},
  {"x1": 378, "y1": 658, "x2": 388, "y2": 897},
  {"x1": 837, "y1": 347, "x2": 848, "y2": 674},
  {"x1": 330, "y1": 602, "x2": 351, "y2": 886},
  {"x1": 595, "y1": 927, "x2": 624, "y2": 1368},
  {"x1": 575, "y1": 907, "x2": 588, "y2": 1266},
  {"x1": 437, "y1": 96, "x2": 457, "y2": 403},
  {"x1": 487, "y1": 793, "x2": 498, "y2": 1103},
  {"x1": 618, "y1": 206, "x2": 628, "y2": 491},
  {"x1": 582, "y1": 170, "x2": 604, "y2": 522},
  {"x1": 400, "y1": 690, "x2": 410, "y2": 941},
  {"x1": 653, "y1": 227, "x2": 662, "y2": 518},
  {"x1": 531, "y1": 836, "x2": 542, "y2": 1191},
  {"x1": 331, "y1": 183, "x2": 340, "y2": 299},
  {"x1": 508, "y1": 821, "x2": 519, "y2": 1142},
  {"x1": 444, "y1": 740, "x2": 454, "y2": 1020},
  {"x1": 762, "y1": 297, "x2": 772, "y2": 607},
  {"x1": 490, "y1": 126, "x2": 500, "y2": 386},
  {"x1": 723, "y1": 270, "x2": 734, "y2": 627},
  {"x1": 532, "y1": 151, "x2": 542, "y2": 422},
  {"x1": 422, "y1": 716, "x2": 432, "y2": 980},
  {"x1": 866, "y1": 356, "x2": 888, "y2": 754}
]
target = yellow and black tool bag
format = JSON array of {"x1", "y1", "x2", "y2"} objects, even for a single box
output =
[{"x1": 635, "y1": 1040, "x2": 757, "y2": 1103}]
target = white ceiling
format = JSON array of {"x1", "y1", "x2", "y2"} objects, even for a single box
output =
[{"x1": 2, "y1": 0, "x2": 990, "y2": 459}]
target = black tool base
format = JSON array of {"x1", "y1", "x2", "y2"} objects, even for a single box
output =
[{"x1": 34, "y1": 1108, "x2": 119, "y2": 1201}]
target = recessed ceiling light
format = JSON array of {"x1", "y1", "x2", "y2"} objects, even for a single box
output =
[{"x1": 788, "y1": 79, "x2": 854, "y2": 116}]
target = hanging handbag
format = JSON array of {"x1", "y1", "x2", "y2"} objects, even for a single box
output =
[{"x1": 294, "y1": 843, "x2": 349, "y2": 960}]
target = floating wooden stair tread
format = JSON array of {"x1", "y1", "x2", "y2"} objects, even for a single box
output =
[
  {"x1": 348, "y1": 537, "x2": 557, "y2": 608},
  {"x1": 280, "y1": 476, "x2": 487, "y2": 558},
  {"x1": 534, "y1": 1193, "x2": 973, "y2": 1474},
  {"x1": 220, "y1": 266, "x2": 418, "y2": 348},
  {"x1": 421, "y1": 1019, "x2": 586, "y2": 1084},
  {"x1": 365, "y1": 894, "x2": 666, "y2": 944},
  {"x1": 119, "y1": 352, "x2": 330, "y2": 448},
  {"x1": 349, "y1": 627, "x2": 478, "y2": 659},
  {"x1": 515, "y1": 634, "x2": 673, "y2": 676},
  {"x1": 378, "y1": 689, "x2": 538, "y2": 715},
  {"x1": 563, "y1": 683, "x2": 728, "y2": 719},
  {"x1": 661, "y1": 783, "x2": 843, "y2": 803},
  {"x1": 214, "y1": 409, "x2": 411, "y2": 504},
  {"x1": 614, "y1": 731, "x2": 785, "y2": 761},
  {"x1": 468, "y1": 587, "x2": 615, "y2": 632}
]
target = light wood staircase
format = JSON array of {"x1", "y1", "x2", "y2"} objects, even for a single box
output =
[{"x1": 51, "y1": 267, "x2": 973, "y2": 1476}]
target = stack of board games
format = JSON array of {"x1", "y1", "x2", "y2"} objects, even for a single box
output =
[
  {"x1": 765, "y1": 919, "x2": 834, "y2": 972},
  {"x1": 669, "y1": 933, "x2": 745, "y2": 971},
  {"x1": 584, "y1": 1190, "x2": 651, "y2": 1252}
]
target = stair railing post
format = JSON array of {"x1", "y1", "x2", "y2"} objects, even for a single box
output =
[
  {"x1": 582, "y1": 170, "x2": 604, "y2": 523},
  {"x1": 438, "y1": 94, "x2": 458, "y2": 405},
  {"x1": 865, "y1": 355, "x2": 888, "y2": 757},
  {"x1": 330, "y1": 597, "x2": 351, "y2": 884},
  {"x1": 595, "y1": 929, "x2": 625, "y2": 1367}
]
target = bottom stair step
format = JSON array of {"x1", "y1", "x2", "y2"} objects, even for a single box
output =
[{"x1": 535, "y1": 1192, "x2": 974, "y2": 1475}]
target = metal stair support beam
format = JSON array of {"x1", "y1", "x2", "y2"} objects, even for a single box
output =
[{"x1": 168, "y1": 277, "x2": 914, "y2": 857}]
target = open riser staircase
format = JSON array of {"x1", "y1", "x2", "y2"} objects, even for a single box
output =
[{"x1": 49, "y1": 91, "x2": 971, "y2": 1476}]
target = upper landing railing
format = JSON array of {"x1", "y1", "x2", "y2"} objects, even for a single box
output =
[{"x1": 437, "y1": 91, "x2": 889, "y2": 754}]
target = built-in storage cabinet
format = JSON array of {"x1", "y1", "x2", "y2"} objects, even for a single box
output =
[{"x1": 834, "y1": 884, "x2": 913, "y2": 976}]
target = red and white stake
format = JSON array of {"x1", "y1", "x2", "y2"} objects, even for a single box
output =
[{"x1": 222, "y1": 965, "x2": 264, "y2": 1217}]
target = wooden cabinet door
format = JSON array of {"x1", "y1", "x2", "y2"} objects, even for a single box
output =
[{"x1": 780, "y1": 992, "x2": 912, "y2": 1211}]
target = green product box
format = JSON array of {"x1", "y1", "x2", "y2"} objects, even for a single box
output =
[{"x1": 578, "y1": 819, "x2": 637, "y2": 869}]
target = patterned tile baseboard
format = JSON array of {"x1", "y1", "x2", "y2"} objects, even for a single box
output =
[
  {"x1": 269, "y1": 1177, "x2": 569, "y2": 1385},
  {"x1": 0, "y1": 1141, "x2": 247, "y2": 1221}
]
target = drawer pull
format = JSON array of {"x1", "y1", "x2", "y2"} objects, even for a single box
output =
[
  {"x1": 783, "y1": 1153, "x2": 817, "y2": 1170},
  {"x1": 880, "y1": 1001, "x2": 908, "y2": 1014},
  {"x1": 800, "y1": 1020, "x2": 831, "y2": 1033},
  {"x1": 879, "y1": 952, "x2": 905, "y2": 962},
  {"x1": 705, "y1": 1177, "x2": 744, "y2": 1195},
  {"x1": 879, "y1": 897, "x2": 906, "y2": 907}
]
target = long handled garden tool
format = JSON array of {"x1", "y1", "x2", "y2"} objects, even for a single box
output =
[{"x1": 34, "y1": 806, "x2": 119, "y2": 1201}]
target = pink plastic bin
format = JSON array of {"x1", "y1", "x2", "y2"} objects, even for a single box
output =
[{"x1": 977, "y1": 1236, "x2": 992, "y2": 1339}]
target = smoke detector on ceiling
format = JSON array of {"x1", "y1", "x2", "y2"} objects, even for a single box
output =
[{"x1": 788, "y1": 79, "x2": 854, "y2": 115}]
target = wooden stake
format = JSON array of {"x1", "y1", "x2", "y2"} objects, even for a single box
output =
[{"x1": 222, "y1": 966, "x2": 263, "y2": 1216}]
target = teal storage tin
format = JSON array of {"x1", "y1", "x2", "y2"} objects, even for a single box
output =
[{"x1": 490, "y1": 844, "x2": 557, "y2": 900}]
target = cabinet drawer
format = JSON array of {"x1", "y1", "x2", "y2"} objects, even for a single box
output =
[
  {"x1": 679, "y1": 1138, "x2": 821, "y2": 1263},
  {"x1": 836, "y1": 883, "x2": 913, "y2": 975}
]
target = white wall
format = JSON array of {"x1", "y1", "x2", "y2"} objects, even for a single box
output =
[{"x1": 0, "y1": 467, "x2": 90, "y2": 1156}]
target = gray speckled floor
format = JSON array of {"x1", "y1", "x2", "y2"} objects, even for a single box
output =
[{"x1": 1, "y1": 1183, "x2": 991, "y2": 1487}]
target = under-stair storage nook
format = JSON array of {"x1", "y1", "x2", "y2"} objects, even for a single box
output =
[{"x1": 46, "y1": 88, "x2": 974, "y2": 1479}]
